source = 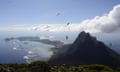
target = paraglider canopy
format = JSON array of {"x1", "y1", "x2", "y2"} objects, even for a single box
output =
[
  {"x1": 56, "y1": 13, "x2": 61, "y2": 16},
  {"x1": 67, "y1": 22, "x2": 70, "y2": 25}
]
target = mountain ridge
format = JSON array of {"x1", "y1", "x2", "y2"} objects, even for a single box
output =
[{"x1": 49, "y1": 31, "x2": 120, "y2": 67}]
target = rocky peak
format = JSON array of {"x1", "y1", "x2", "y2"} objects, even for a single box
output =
[{"x1": 49, "y1": 31, "x2": 120, "y2": 67}]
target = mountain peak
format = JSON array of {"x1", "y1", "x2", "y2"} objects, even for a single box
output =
[
  {"x1": 68, "y1": 31, "x2": 97, "y2": 54},
  {"x1": 76, "y1": 31, "x2": 96, "y2": 43},
  {"x1": 49, "y1": 31, "x2": 120, "y2": 67}
]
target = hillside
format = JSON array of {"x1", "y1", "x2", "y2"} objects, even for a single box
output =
[
  {"x1": 49, "y1": 31, "x2": 120, "y2": 67},
  {"x1": 0, "y1": 61, "x2": 118, "y2": 72}
]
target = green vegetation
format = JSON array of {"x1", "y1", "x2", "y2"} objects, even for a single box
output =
[{"x1": 0, "y1": 61, "x2": 119, "y2": 72}]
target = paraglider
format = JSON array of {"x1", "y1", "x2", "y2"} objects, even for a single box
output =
[
  {"x1": 66, "y1": 35, "x2": 68, "y2": 40},
  {"x1": 66, "y1": 22, "x2": 70, "y2": 30},
  {"x1": 56, "y1": 13, "x2": 61, "y2": 16},
  {"x1": 67, "y1": 22, "x2": 70, "y2": 26}
]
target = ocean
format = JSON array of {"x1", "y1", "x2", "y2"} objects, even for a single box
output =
[
  {"x1": 0, "y1": 30, "x2": 120, "y2": 64},
  {"x1": 0, "y1": 30, "x2": 79, "y2": 64}
]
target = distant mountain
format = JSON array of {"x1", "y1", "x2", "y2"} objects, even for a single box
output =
[{"x1": 49, "y1": 31, "x2": 120, "y2": 67}]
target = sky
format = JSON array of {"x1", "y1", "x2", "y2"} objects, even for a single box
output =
[{"x1": 0, "y1": 0, "x2": 120, "y2": 25}]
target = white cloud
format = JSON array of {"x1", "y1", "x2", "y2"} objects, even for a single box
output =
[
  {"x1": 80, "y1": 4, "x2": 120, "y2": 33},
  {"x1": 30, "y1": 24, "x2": 81, "y2": 32}
]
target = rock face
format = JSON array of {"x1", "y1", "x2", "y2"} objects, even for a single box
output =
[{"x1": 49, "y1": 31, "x2": 120, "y2": 67}]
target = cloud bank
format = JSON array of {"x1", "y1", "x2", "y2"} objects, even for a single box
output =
[{"x1": 80, "y1": 4, "x2": 120, "y2": 33}]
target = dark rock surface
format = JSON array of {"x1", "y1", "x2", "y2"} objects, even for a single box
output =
[{"x1": 49, "y1": 31, "x2": 120, "y2": 67}]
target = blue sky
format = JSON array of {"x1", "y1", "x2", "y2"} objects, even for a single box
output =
[{"x1": 0, "y1": 0, "x2": 120, "y2": 25}]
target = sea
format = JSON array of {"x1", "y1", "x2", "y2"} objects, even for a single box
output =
[
  {"x1": 0, "y1": 30, "x2": 120, "y2": 64},
  {"x1": 0, "y1": 30, "x2": 79, "y2": 64}
]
